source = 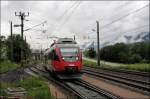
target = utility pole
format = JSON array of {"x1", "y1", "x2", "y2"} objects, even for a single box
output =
[
  {"x1": 96, "y1": 21, "x2": 100, "y2": 66},
  {"x1": 24, "y1": 36, "x2": 27, "y2": 62},
  {"x1": 15, "y1": 12, "x2": 29, "y2": 66},
  {"x1": 74, "y1": 35, "x2": 76, "y2": 40},
  {"x1": 10, "y1": 21, "x2": 13, "y2": 61},
  {"x1": 25, "y1": 36, "x2": 26, "y2": 42},
  {"x1": 15, "y1": 12, "x2": 29, "y2": 39},
  {"x1": 41, "y1": 45, "x2": 42, "y2": 62}
]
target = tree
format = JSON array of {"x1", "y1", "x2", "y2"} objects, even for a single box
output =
[
  {"x1": 129, "y1": 54, "x2": 142, "y2": 63},
  {"x1": 0, "y1": 36, "x2": 6, "y2": 61},
  {"x1": 100, "y1": 43, "x2": 130, "y2": 63},
  {"x1": 6, "y1": 34, "x2": 31, "y2": 63},
  {"x1": 118, "y1": 52, "x2": 129, "y2": 63},
  {"x1": 88, "y1": 48, "x2": 96, "y2": 58},
  {"x1": 84, "y1": 48, "x2": 96, "y2": 58},
  {"x1": 130, "y1": 42, "x2": 150, "y2": 63}
]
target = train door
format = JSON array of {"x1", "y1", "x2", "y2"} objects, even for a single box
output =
[{"x1": 51, "y1": 49, "x2": 59, "y2": 70}]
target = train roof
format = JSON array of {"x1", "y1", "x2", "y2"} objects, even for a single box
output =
[
  {"x1": 57, "y1": 43, "x2": 79, "y2": 48},
  {"x1": 44, "y1": 38, "x2": 79, "y2": 55},
  {"x1": 56, "y1": 38, "x2": 77, "y2": 44},
  {"x1": 56, "y1": 38, "x2": 78, "y2": 48}
]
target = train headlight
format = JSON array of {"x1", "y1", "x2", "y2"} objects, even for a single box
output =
[{"x1": 76, "y1": 57, "x2": 78, "y2": 60}]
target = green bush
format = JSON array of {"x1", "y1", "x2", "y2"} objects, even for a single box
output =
[
  {"x1": 130, "y1": 54, "x2": 142, "y2": 63},
  {"x1": 84, "y1": 48, "x2": 96, "y2": 58},
  {"x1": 6, "y1": 34, "x2": 31, "y2": 63},
  {"x1": 0, "y1": 76, "x2": 52, "y2": 99},
  {"x1": 0, "y1": 60, "x2": 21, "y2": 73},
  {"x1": 19, "y1": 76, "x2": 52, "y2": 99}
]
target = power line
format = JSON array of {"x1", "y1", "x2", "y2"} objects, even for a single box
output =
[
  {"x1": 58, "y1": 1, "x2": 79, "y2": 21},
  {"x1": 61, "y1": 1, "x2": 81, "y2": 25},
  {"x1": 99, "y1": 4, "x2": 149, "y2": 30},
  {"x1": 44, "y1": 1, "x2": 81, "y2": 45},
  {"x1": 54, "y1": 1, "x2": 82, "y2": 33},
  {"x1": 24, "y1": 21, "x2": 47, "y2": 31},
  {"x1": 84, "y1": 4, "x2": 149, "y2": 40},
  {"x1": 85, "y1": 3, "x2": 149, "y2": 37},
  {"x1": 88, "y1": 24, "x2": 149, "y2": 40},
  {"x1": 101, "y1": 24, "x2": 149, "y2": 40},
  {"x1": 50, "y1": 1, "x2": 80, "y2": 34},
  {"x1": 84, "y1": 1, "x2": 135, "y2": 33}
]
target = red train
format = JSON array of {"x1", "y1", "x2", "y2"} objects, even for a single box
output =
[{"x1": 44, "y1": 38, "x2": 83, "y2": 79}]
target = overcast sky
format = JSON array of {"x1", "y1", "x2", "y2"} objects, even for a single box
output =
[{"x1": 1, "y1": 1, "x2": 149, "y2": 49}]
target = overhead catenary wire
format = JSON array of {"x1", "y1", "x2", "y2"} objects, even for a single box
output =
[
  {"x1": 107, "y1": 25, "x2": 148, "y2": 39},
  {"x1": 24, "y1": 21, "x2": 47, "y2": 32},
  {"x1": 98, "y1": 3, "x2": 149, "y2": 30},
  {"x1": 58, "y1": 1, "x2": 79, "y2": 21},
  {"x1": 89, "y1": 24, "x2": 149, "y2": 40},
  {"x1": 54, "y1": 1, "x2": 82, "y2": 33},
  {"x1": 49, "y1": 1, "x2": 80, "y2": 34},
  {"x1": 114, "y1": 1, "x2": 133, "y2": 10},
  {"x1": 84, "y1": 3, "x2": 149, "y2": 41},
  {"x1": 82, "y1": 2, "x2": 149, "y2": 40}
]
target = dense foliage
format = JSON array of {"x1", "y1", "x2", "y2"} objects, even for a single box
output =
[
  {"x1": 0, "y1": 60, "x2": 21, "y2": 73},
  {"x1": 84, "y1": 48, "x2": 96, "y2": 58},
  {"x1": 100, "y1": 42, "x2": 150, "y2": 63},
  {"x1": 0, "y1": 36, "x2": 6, "y2": 61},
  {"x1": 0, "y1": 76, "x2": 52, "y2": 99},
  {"x1": 5, "y1": 34, "x2": 31, "y2": 62}
]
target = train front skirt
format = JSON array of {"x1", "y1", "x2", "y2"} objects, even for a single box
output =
[{"x1": 56, "y1": 72, "x2": 83, "y2": 79}]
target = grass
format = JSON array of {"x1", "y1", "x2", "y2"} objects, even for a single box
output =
[
  {"x1": 117, "y1": 63, "x2": 150, "y2": 72},
  {"x1": 0, "y1": 60, "x2": 21, "y2": 73},
  {"x1": 83, "y1": 60, "x2": 97, "y2": 67},
  {"x1": 0, "y1": 82, "x2": 17, "y2": 96},
  {"x1": 83, "y1": 60, "x2": 150, "y2": 72},
  {"x1": 83, "y1": 60, "x2": 113, "y2": 69},
  {"x1": 0, "y1": 76, "x2": 52, "y2": 99},
  {"x1": 20, "y1": 76, "x2": 52, "y2": 99}
]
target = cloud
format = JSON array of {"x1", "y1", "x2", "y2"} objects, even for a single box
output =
[{"x1": 1, "y1": 1, "x2": 149, "y2": 49}]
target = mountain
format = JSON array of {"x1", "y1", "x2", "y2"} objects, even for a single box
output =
[
  {"x1": 81, "y1": 32, "x2": 150, "y2": 50},
  {"x1": 114, "y1": 32, "x2": 150, "y2": 44}
]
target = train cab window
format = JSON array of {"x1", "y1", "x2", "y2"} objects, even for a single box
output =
[{"x1": 60, "y1": 48, "x2": 79, "y2": 62}]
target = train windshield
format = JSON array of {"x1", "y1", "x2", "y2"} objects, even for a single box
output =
[{"x1": 60, "y1": 48, "x2": 79, "y2": 62}]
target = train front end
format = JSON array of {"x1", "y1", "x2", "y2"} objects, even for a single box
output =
[{"x1": 53, "y1": 38, "x2": 83, "y2": 79}]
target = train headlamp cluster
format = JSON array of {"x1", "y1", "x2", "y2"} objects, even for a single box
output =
[{"x1": 62, "y1": 56, "x2": 78, "y2": 61}]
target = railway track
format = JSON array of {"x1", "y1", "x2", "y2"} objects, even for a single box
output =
[
  {"x1": 26, "y1": 65, "x2": 121, "y2": 99},
  {"x1": 102, "y1": 67, "x2": 150, "y2": 77},
  {"x1": 83, "y1": 67, "x2": 150, "y2": 94},
  {"x1": 65, "y1": 80, "x2": 121, "y2": 99},
  {"x1": 84, "y1": 66, "x2": 149, "y2": 78}
]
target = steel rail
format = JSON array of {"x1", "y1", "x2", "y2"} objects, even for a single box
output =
[
  {"x1": 83, "y1": 69, "x2": 150, "y2": 93},
  {"x1": 28, "y1": 66, "x2": 121, "y2": 99},
  {"x1": 74, "y1": 79, "x2": 122, "y2": 99},
  {"x1": 85, "y1": 66, "x2": 149, "y2": 77},
  {"x1": 27, "y1": 67, "x2": 84, "y2": 99},
  {"x1": 84, "y1": 67, "x2": 150, "y2": 85}
]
